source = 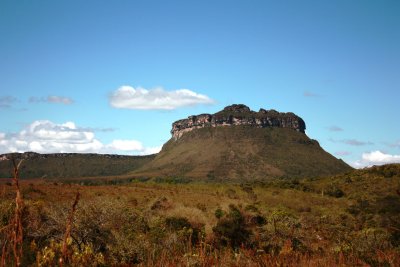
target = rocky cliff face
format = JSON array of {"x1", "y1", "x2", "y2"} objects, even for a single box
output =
[{"x1": 171, "y1": 104, "x2": 306, "y2": 139}]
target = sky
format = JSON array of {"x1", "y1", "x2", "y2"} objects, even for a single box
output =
[{"x1": 0, "y1": 0, "x2": 399, "y2": 168}]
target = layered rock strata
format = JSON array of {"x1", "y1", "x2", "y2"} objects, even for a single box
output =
[{"x1": 171, "y1": 104, "x2": 306, "y2": 139}]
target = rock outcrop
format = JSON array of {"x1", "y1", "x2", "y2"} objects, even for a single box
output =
[{"x1": 171, "y1": 104, "x2": 306, "y2": 139}]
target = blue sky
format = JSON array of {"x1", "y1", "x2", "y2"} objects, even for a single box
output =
[{"x1": 0, "y1": 0, "x2": 399, "y2": 167}]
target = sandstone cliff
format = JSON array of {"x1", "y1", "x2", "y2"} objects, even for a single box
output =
[{"x1": 171, "y1": 104, "x2": 306, "y2": 139}]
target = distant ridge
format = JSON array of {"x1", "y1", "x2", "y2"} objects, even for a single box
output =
[
  {"x1": 134, "y1": 104, "x2": 352, "y2": 180},
  {"x1": 0, "y1": 152, "x2": 145, "y2": 161},
  {"x1": 0, "y1": 152, "x2": 155, "y2": 179}
]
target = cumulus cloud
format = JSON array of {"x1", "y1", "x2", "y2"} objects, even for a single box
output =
[
  {"x1": 141, "y1": 146, "x2": 163, "y2": 155},
  {"x1": 80, "y1": 127, "x2": 116, "y2": 133},
  {"x1": 29, "y1": 96, "x2": 74, "y2": 105},
  {"x1": 0, "y1": 120, "x2": 160, "y2": 155},
  {"x1": 0, "y1": 96, "x2": 18, "y2": 108},
  {"x1": 353, "y1": 150, "x2": 400, "y2": 168},
  {"x1": 109, "y1": 86, "x2": 214, "y2": 110},
  {"x1": 107, "y1": 140, "x2": 143, "y2": 151}
]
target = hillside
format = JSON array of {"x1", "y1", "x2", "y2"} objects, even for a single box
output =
[
  {"x1": 134, "y1": 105, "x2": 352, "y2": 180},
  {"x1": 0, "y1": 152, "x2": 155, "y2": 179}
]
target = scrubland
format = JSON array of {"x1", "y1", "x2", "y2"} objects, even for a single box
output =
[{"x1": 1, "y1": 164, "x2": 400, "y2": 266}]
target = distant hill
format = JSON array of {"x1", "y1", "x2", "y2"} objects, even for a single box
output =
[
  {"x1": 0, "y1": 152, "x2": 155, "y2": 179},
  {"x1": 306, "y1": 163, "x2": 400, "y2": 198},
  {"x1": 133, "y1": 104, "x2": 352, "y2": 180}
]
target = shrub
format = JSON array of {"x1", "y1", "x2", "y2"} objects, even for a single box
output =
[
  {"x1": 36, "y1": 238, "x2": 105, "y2": 266},
  {"x1": 165, "y1": 216, "x2": 191, "y2": 231},
  {"x1": 325, "y1": 184, "x2": 345, "y2": 198},
  {"x1": 250, "y1": 215, "x2": 267, "y2": 226},
  {"x1": 212, "y1": 205, "x2": 251, "y2": 248},
  {"x1": 214, "y1": 208, "x2": 224, "y2": 219}
]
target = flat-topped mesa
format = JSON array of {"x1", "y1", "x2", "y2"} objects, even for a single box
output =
[{"x1": 171, "y1": 104, "x2": 306, "y2": 139}]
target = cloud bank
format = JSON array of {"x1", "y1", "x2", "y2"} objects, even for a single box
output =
[
  {"x1": 0, "y1": 120, "x2": 160, "y2": 155},
  {"x1": 109, "y1": 86, "x2": 214, "y2": 110},
  {"x1": 353, "y1": 150, "x2": 400, "y2": 168},
  {"x1": 29, "y1": 96, "x2": 74, "y2": 105}
]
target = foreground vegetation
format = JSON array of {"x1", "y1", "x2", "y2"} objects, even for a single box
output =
[{"x1": 1, "y1": 164, "x2": 400, "y2": 266}]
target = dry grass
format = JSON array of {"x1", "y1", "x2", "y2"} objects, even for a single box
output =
[
  {"x1": 60, "y1": 191, "x2": 80, "y2": 266},
  {"x1": 0, "y1": 165, "x2": 399, "y2": 266},
  {"x1": 1, "y1": 159, "x2": 24, "y2": 267}
]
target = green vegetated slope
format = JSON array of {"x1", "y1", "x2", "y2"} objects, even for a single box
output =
[
  {"x1": 0, "y1": 153, "x2": 155, "y2": 179},
  {"x1": 306, "y1": 163, "x2": 400, "y2": 206},
  {"x1": 133, "y1": 126, "x2": 352, "y2": 180}
]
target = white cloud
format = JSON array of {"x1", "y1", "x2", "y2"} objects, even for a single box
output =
[
  {"x1": 0, "y1": 120, "x2": 159, "y2": 155},
  {"x1": 109, "y1": 86, "x2": 214, "y2": 110},
  {"x1": 141, "y1": 146, "x2": 162, "y2": 155},
  {"x1": 108, "y1": 140, "x2": 143, "y2": 151},
  {"x1": 29, "y1": 96, "x2": 74, "y2": 105},
  {"x1": 352, "y1": 150, "x2": 400, "y2": 168}
]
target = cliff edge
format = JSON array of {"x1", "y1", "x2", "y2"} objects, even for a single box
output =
[{"x1": 171, "y1": 104, "x2": 306, "y2": 139}]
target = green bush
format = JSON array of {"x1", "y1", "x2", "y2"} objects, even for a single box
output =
[
  {"x1": 214, "y1": 208, "x2": 224, "y2": 219},
  {"x1": 212, "y1": 205, "x2": 251, "y2": 248}
]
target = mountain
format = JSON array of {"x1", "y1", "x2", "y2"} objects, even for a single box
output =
[
  {"x1": 0, "y1": 104, "x2": 352, "y2": 181},
  {"x1": 133, "y1": 104, "x2": 352, "y2": 180},
  {"x1": 0, "y1": 152, "x2": 155, "y2": 179}
]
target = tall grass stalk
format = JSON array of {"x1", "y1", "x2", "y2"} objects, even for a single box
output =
[
  {"x1": 60, "y1": 191, "x2": 80, "y2": 266},
  {"x1": 1, "y1": 159, "x2": 25, "y2": 267},
  {"x1": 12, "y1": 159, "x2": 24, "y2": 267}
]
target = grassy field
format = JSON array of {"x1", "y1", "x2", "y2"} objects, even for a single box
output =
[{"x1": 1, "y1": 164, "x2": 399, "y2": 266}]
